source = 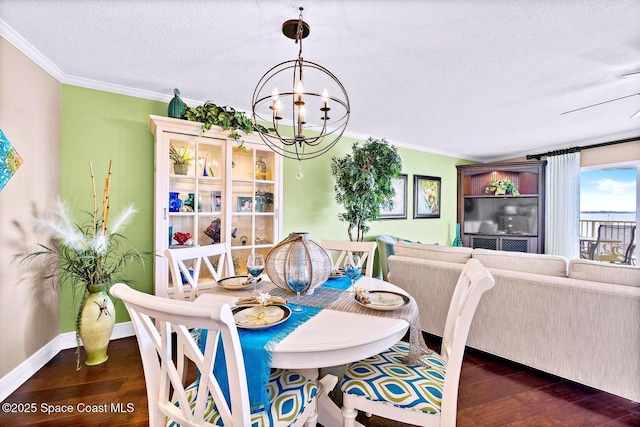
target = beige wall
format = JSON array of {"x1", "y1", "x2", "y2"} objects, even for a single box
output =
[
  {"x1": 503, "y1": 140, "x2": 640, "y2": 167},
  {"x1": 0, "y1": 37, "x2": 61, "y2": 377},
  {"x1": 580, "y1": 140, "x2": 640, "y2": 168}
]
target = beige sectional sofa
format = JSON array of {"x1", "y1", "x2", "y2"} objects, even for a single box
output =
[{"x1": 387, "y1": 242, "x2": 640, "y2": 402}]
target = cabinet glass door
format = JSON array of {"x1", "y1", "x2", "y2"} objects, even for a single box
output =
[
  {"x1": 229, "y1": 146, "x2": 276, "y2": 274},
  {"x1": 167, "y1": 135, "x2": 225, "y2": 248}
]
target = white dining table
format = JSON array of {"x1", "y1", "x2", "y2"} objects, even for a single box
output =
[{"x1": 194, "y1": 275, "x2": 412, "y2": 426}]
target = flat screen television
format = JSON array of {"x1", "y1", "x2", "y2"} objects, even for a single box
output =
[{"x1": 463, "y1": 197, "x2": 538, "y2": 236}]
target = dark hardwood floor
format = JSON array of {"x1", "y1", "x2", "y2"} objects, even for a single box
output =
[{"x1": 1, "y1": 334, "x2": 639, "y2": 426}]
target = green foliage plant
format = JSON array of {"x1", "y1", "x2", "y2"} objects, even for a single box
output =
[
  {"x1": 183, "y1": 102, "x2": 269, "y2": 153},
  {"x1": 331, "y1": 137, "x2": 402, "y2": 241},
  {"x1": 255, "y1": 190, "x2": 274, "y2": 205},
  {"x1": 485, "y1": 177, "x2": 520, "y2": 196},
  {"x1": 169, "y1": 144, "x2": 195, "y2": 165}
]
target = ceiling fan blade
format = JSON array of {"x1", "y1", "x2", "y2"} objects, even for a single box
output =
[
  {"x1": 561, "y1": 93, "x2": 640, "y2": 115},
  {"x1": 621, "y1": 71, "x2": 640, "y2": 78}
]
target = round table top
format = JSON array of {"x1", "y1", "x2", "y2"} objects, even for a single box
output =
[{"x1": 195, "y1": 276, "x2": 411, "y2": 370}]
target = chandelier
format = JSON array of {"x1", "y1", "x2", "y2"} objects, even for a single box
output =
[{"x1": 251, "y1": 7, "x2": 350, "y2": 161}]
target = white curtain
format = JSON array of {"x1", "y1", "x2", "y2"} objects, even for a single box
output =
[{"x1": 545, "y1": 151, "x2": 581, "y2": 259}]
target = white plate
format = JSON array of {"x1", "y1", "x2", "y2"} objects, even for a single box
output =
[
  {"x1": 232, "y1": 305, "x2": 291, "y2": 329},
  {"x1": 355, "y1": 290, "x2": 410, "y2": 311},
  {"x1": 218, "y1": 275, "x2": 253, "y2": 290}
]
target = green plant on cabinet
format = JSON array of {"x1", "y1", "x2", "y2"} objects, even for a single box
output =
[{"x1": 182, "y1": 102, "x2": 270, "y2": 153}]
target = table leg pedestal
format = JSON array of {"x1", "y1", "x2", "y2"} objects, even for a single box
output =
[{"x1": 295, "y1": 368, "x2": 365, "y2": 427}]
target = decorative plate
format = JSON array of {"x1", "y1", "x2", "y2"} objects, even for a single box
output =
[
  {"x1": 217, "y1": 275, "x2": 253, "y2": 290},
  {"x1": 355, "y1": 290, "x2": 410, "y2": 311},
  {"x1": 232, "y1": 305, "x2": 291, "y2": 329}
]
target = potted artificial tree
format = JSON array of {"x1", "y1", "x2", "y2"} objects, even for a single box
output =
[{"x1": 331, "y1": 137, "x2": 402, "y2": 241}]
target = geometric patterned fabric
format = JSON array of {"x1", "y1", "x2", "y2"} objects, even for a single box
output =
[
  {"x1": 341, "y1": 342, "x2": 447, "y2": 414},
  {"x1": 167, "y1": 368, "x2": 317, "y2": 427}
]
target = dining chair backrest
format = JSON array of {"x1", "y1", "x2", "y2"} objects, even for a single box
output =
[
  {"x1": 321, "y1": 239, "x2": 378, "y2": 277},
  {"x1": 109, "y1": 283, "x2": 251, "y2": 426},
  {"x1": 589, "y1": 224, "x2": 636, "y2": 264},
  {"x1": 165, "y1": 242, "x2": 234, "y2": 301},
  {"x1": 439, "y1": 258, "x2": 495, "y2": 421},
  {"x1": 340, "y1": 258, "x2": 494, "y2": 427}
]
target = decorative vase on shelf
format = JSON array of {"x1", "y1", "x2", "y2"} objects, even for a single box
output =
[
  {"x1": 79, "y1": 283, "x2": 115, "y2": 366},
  {"x1": 168, "y1": 88, "x2": 186, "y2": 119},
  {"x1": 185, "y1": 193, "x2": 195, "y2": 211},
  {"x1": 256, "y1": 157, "x2": 267, "y2": 180},
  {"x1": 169, "y1": 192, "x2": 182, "y2": 212}
]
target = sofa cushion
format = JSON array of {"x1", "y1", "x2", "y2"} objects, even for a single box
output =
[
  {"x1": 471, "y1": 249, "x2": 568, "y2": 277},
  {"x1": 568, "y1": 259, "x2": 640, "y2": 288},
  {"x1": 393, "y1": 242, "x2": 472, "y2": 264}
]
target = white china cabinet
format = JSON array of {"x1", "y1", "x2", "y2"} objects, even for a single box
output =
[{"x1": 149, "y1": 115, "x2": 282, "y2": 297}]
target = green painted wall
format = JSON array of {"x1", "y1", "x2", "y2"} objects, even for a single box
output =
[
  {"x1": 59, "y1": 85, "x2": 165, "y2": 332},
  {"x1": 59, "y1": 85, "x2": 471, "y2": 331},
  {"x1": 283, "y1": 140, "x2": 472, "y2": 246}
]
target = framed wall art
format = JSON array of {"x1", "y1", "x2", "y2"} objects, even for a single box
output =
[
  {"x1": 379, "y1": 174, "x2": 408, "y2": 219},
  {"x1": 413, "y1": 175, "x2": 441, "y2": 218}
]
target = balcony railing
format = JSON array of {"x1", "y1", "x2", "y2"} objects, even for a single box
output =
[{"x1": 579, "y1": 219, "x2": 636, "y2": 265}]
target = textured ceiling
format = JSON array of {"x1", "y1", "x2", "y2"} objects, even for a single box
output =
[{"x1": 1, "y1": 0, "x2": 639, "y2": 162}]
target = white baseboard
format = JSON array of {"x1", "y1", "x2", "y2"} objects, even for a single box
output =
[
  {"x1": 55, "y1": 321, "x2": 135, "y2": 350},
  {"x1": 0, "y1": 322, "x2": 135, "y2": 403}
]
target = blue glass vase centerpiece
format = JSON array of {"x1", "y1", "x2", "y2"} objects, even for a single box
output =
[{"x1": 169, "y1": 192, "x2": 182, "y2": 212}]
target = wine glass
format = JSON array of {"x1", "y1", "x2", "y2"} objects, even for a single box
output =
[
  {"x1": 246, "y1": 254, "x2": 265, "y2": 293},
  {"x1": 343, "y1": 255, "x2": 362, "y2": 296},
  {"x1": 287, "y1": 261, "x2": 309, "y2": 312}
]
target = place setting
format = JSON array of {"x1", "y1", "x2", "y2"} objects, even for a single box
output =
[
  {"x1": 217, "y1": 253, "x2": 265, "y2": 291},
  {"x1": 232, "y1": 293, "x2": 291, "y2": 330},
  {"x1": 354, "y1": 288, "x2": 410, "y2": 311}
]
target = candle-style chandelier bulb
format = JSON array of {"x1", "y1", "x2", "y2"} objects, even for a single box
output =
[{"x1": 251, "y1": 7, "x2": 350, "y2": 161}]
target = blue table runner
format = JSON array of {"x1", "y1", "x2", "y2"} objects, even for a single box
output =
[
  {"x1": 196, "y1": 274, "x2": 366, "y2": 411},
  {"x1": 198, "y1": 304, "x2": 322, "y2": 411}
]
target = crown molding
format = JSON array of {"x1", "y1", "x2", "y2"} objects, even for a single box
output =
[
  {"x1": 0, "y1": 18, "x2": 66, "y2": 81},
  {"x1": 1, "y1": 18, "x2": 476, "y2": 161}
]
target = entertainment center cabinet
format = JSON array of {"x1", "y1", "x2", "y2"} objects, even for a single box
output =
[{"x1": 456, "y1": 161, "x2": 546, "y2": 254}]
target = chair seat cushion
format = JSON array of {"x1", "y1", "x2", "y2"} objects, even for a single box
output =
[
  {"x1": 341, "y1": 342, "x2": 447, "y2": 414},
  {"x1": 168, "y1": 368, "x2": 317, "y2": 427}
]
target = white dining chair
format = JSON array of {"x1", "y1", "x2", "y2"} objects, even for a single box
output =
[
  {"x1": 165, "y1": 242, "x2": 234, "y2": 301},
  {"x1": 111, "y1": 283, "x2": 334, "y2": 427},
  {"x1": 320, "y1": 240, "x2": 378, "y2": 277},
  {"x1": 340, "y1": 258, "x2": 495, "y2": 427}
]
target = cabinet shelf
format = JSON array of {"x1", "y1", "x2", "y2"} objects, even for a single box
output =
[{"x1": 463, "y1": 194, "x2": 539, "y2": 199}]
